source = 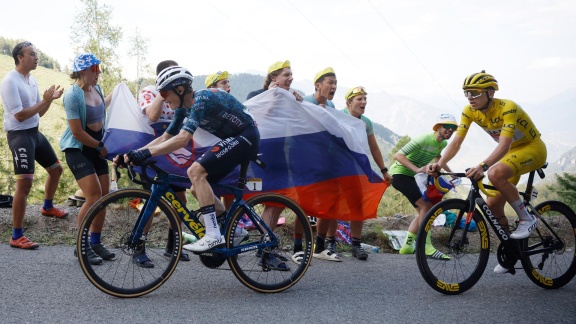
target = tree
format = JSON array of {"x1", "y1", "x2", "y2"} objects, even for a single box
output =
[
  {"x1": 70, "y1": 0, "x2": 123, "y2": 94},
  {"x1": 388, "y1": 135, "x2": 411, "y2": 162},
  {"x1": 127, "y1": 27, "x2": 152, "y2": 95},
  {"x1": 550, "y1": 173, "x2": 576, "y2": 210}
]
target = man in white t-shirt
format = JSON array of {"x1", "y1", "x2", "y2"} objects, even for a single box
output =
[{"x1": 0, "y1": 41, "x2": 67, "y2": 250}]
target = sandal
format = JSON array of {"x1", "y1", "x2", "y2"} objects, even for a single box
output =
[
  {"x1": 163, "y1": 250, "x2": 190, "y2": 261},
  {"x1": 313, "y1": 249, "x2": 342, "y2": 262},
  {"x1": 291, "y1": 251, "x2": 305, "y2": 264},
  {"x1": 133, "y1": 252, "x2": 154, "y2": 268},
  {"x1": 255, "y1": 250, "x2": 288, "y2": 262},
  {"x1": 426, "y1": 249, "x2": 450, "y2": 260},
  {"x1": 258, "y1": 252, "x2": 290, "y2": 271}
]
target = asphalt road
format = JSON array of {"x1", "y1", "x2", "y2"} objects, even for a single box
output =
[{"x1": 1, "y1": 245, "x2": 575, "y2": 324}]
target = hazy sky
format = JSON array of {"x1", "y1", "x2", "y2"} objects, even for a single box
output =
[{"x1": 2, "y1": 0, "x2": 575, "y2": 107}]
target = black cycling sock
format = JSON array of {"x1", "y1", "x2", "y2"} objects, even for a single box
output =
[
  {"x1": 315, "y1": 235, "x2": 325, "y2": 253},
  {"x1": 352, "y1": 237, "x2": 361, "y2": 247},
  {"x1": 166, "y1": 229, "x2": 174, "y2": 250},
  {"x1": 294, "y1": 244, "x2": 303, "y2": 253}
]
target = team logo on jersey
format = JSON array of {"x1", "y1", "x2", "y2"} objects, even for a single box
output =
[{"x1": 211, "y1": 146, "x2": 220, "y2": 153}]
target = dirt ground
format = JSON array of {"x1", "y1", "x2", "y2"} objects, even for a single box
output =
[{"x1": 0, "y1": 204, "x2": 416, "y2": 253}]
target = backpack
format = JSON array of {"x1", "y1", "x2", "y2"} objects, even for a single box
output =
[{"x1": 0, "y1": 195, "x2": 13, "y2": 208}]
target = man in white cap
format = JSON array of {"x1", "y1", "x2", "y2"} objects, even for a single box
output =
[{"x1": 389, "y1": 113, "x2": 457, "y2": 259}]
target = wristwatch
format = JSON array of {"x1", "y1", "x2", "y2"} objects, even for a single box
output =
[
  {"x1": 480, "y1": 162, "x2": 489, "y2": 172},
  {"x1": 96, "y1": 141, "x2": 104, "y2": 152},
  {"x1": 381, "y1": 167, "x2": 388, "y2": 174}
]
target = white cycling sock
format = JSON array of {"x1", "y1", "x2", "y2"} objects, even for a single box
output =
[
  {"x1": 203, "y1": 211, "x2": 221, "y2": 239},
  {"x1": 511, "y1": 198, "x2": 533, "y2": 222}
]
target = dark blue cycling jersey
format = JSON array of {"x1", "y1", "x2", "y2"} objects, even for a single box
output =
[{"x1": 165, "y1": 88, "x2": 256, "y2": 139}]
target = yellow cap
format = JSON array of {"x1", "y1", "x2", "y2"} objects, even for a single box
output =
[
  {"x1": 204, "y1": 71, "x2": 229, "y2": 87},
  {"x1": 268, "y1": 60, "x2": 290, "y2": 74},
  {"x1": 344, "y1": 86, "x2": 367, "y2": 101},
  {"x1": 313, "y1": 67, "x2": 336, "y2": 84}
]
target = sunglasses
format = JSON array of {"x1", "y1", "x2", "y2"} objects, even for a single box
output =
[
  {"x1": 15, "y1": 41, "x2": 33, "y2": 55},
  {"x1": 159, "y1": 90, "x2": 169, "y2": 99},
  {"x1": 463, "y1": 89, "x2": 484, "y2": 98},
  {"x1": 89, "y1": 64, "x2": 101, "y2": 73},
  {"x1": 347, "y1": 86, "x2": 367, "y2": 99},
  {"x1": 442, "y1": 124, "x2": 458, "y2": 131}
]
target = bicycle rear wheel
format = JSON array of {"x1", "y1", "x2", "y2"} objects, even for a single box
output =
[
  {"x1": 416, "y1": 199, "x2": 490, "y2": 295},
  {"x1": 226, "y1": 193, "x2": 312, "y2": 293},
  {"x1": 77, "y1": 189, "x2": 182, "y2": 298},
  {"x1": 521, "y1": 200, "x2": 576, "y2": 289}
]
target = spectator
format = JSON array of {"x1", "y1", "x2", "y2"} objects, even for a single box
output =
[
  {"x1": 390, "y1": 113, "x2": 457, "y2": 259},
  {"x1": 303, "y1": 67, "x2": 341, "y2": 261},
  {"x1": 1, "y1": 41, "x2": 67, "y2": 250},
  {"x1": 246, "y1": 60, "x2": 302, "y2": 101},
  {"x1": 205, "y1": 71, "x2": 231, "y2": 93},
  {"x1": 60, "y1": 53, "x2": 113, "y2": 265},
  {"x1": 340, "y1": 86, "x2": 392, "y2": 260}
]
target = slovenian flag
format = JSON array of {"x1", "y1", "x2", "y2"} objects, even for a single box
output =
[{"x1": 103, "y1": 84, "x2": 387, "y2": 220}]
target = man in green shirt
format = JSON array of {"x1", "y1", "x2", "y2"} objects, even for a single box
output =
[{"x1": 389, "y1": 114, "x2": 457, "y2": 259}]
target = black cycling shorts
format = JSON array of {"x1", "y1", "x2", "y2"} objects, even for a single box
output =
[
  {"x1": 196, "y1": 126, "x2": 260, "y2": 184},
  {"x1": 64, "y1": 128, "x2": 109, "y2": 181},
  {"x1": 7, "y1": 127, "x2": 59, "y2": 176},
  {"x1": 391, "y1": 174, "x2": 422, "y2": 207}
]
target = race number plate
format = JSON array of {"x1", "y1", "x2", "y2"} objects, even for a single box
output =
[{"x1": 246, "y1": 178, "x2": 263, "y2": 191}]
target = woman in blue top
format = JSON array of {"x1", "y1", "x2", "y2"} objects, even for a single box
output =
[{"x1": 60, "y1": 53, "x2": 113, "y2": 265}]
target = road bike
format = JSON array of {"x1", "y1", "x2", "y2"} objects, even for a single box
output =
[
  {"x1": 76, "y1": 158, "x2": 313, "y2": 297},
  {"x1": 415, "y1": 163, "x2": 576, "y2": 294}
]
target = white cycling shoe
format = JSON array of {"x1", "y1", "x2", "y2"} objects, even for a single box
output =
[
  {"x1": 510, "y1": 219, "x2": 538, "y2": 239},
  {"x1": 183, "y1": 234, "x2": 225, "y2": 252},
  {"x1": 232, "y1": 228, "x2": 249, "y2": 246},
  {"x1": 494, "y1": 263, "x2": 510, "y2": 274}
]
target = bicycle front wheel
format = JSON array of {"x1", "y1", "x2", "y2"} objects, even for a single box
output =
[
  {"x1": 416, "y1": 199, "x2": 490, "y2": 295},
  {"x1": 77, "y1": 189, "x2": 182, "y2": 298},
  {"x1": 521, "y1": 200, "x2": 576, "y2": 289},
  {"x1": 226, "y1": 193, "x2": 312, "y2": 293}
]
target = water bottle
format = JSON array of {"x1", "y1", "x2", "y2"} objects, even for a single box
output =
[
  {"x1": 530, "y1": 188, "x2": 538, "y2": 202},
  {"x1": 182, "y1": 232, "x2": 197, "y2": 244},
  {"x1": 360, "y1": 243, "x2": 379, "y2": 253},
  {"x1": 110, "y1": 179, "x2": 118, "y2": 192}
]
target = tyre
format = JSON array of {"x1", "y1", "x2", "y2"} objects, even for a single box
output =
[
  {"x1": 226, "y1": 193, "x2": 312, "y2": 293},
  {"x1": 521, "y1": 200, "x2": 576, "y2": 289},
  {"x1": 416, "y1": 199, "x2": 490, "y2": 295},
  {"x1": 77, "y1": 189, "x2": 182, "y2": 298}
]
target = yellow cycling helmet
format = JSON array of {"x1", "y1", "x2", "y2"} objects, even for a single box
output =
[{"x1": 462, "y1": 70, "x2": 499, "y2": 91}]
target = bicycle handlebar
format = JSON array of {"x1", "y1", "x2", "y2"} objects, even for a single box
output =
[
  {"x1": 127, "y1": 161, "x2": 164, "y2": 186},
  {"x1": 434, "y1": 172, "x2": 498, "y2": 197}
]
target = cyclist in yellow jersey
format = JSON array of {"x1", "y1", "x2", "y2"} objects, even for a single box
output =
[{"x1": 428, "y1": 71, "x2": 547, "y2": 273}]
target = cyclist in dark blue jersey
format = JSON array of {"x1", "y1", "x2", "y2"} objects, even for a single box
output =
[{"x1": 124, "y1": 66, "x2": 260, "y2": 252}]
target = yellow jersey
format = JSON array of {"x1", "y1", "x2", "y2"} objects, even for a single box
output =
[{"x1": 456, "y1": 98, "x2": 541, "y2": 148}]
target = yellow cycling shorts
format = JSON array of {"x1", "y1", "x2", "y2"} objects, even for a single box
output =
[{"x1": 499, "y1": 138, "x2": 547, "y2": 184}]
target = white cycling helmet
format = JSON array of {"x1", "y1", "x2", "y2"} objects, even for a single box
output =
[
  {"x1": 155, "y1": 66, "x2": 194, "y2": 91},
  {"x1": 433, "y1": 113, "x2": 458, "y2": 131}
]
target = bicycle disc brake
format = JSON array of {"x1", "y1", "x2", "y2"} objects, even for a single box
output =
[
  {"x1": 496, "y1": 243, "x2": 518, "y2": 273},
  {"x1": 199, "y1": 252, "x2": 227, "y2": 269}
]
